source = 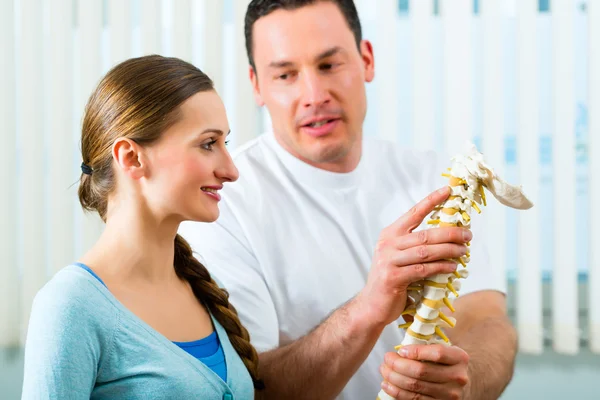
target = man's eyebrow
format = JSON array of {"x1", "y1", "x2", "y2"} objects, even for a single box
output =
[
  {"x1": 267, "y1": 46, "x2": 345, "y2": 69},
  {"x1": 314, "y1": 46, "x2": 344, "y2": 61},
  {"x1": 268, "y1": 60, "x2": 294, "y2": 69}
]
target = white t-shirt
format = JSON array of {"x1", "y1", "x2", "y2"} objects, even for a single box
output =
[{"x1": 179, "y1": 132, "x2": 505, "y2": 400}]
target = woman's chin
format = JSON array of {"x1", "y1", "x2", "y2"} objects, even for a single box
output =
[{"x1": 187, "y1": 210, "x2": 219, "y2": 224}]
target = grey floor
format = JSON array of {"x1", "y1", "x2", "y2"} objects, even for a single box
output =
[{"x1": 3, "y1": 347, "x2": 599, "y2": 399}]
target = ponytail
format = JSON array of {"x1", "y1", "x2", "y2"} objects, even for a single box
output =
[{"x1": 173, "y1": 234, "x2": 264, "y2": 390}]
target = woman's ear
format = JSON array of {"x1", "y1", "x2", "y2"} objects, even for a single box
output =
[{"x1": 112, "y1": 138, "x2": 146, "y2": 179}]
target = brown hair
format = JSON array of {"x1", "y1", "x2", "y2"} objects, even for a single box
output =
[
  {"x1": 245, "y1": 0, "x2": 362, "y2": 70},
  {"x1": 77, "y1": 55, "x2": 263, "y2": 389}
]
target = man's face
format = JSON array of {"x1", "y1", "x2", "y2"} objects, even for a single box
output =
[{"x1": 249, "y1": 1, "x2": 375, "y2": 171}]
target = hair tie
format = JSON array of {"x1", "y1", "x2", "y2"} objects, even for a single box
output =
[
  {"x1": 81, "y1": 162, "x2": 93, "y2": 175},
  {"x1": 253, "y1": 379, "x2": 265, "y2": 390}
]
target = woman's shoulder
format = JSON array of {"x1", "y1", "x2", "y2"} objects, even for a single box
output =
[
  {"x1": 35, "y1": 264, "x2": 106, "y2": 301},
  {"x1": 22, "y1": 266, "x2": 120, "y2": 397},
  {"x1": 30, "y1": 265, "x2": 118, "y2": 332}
]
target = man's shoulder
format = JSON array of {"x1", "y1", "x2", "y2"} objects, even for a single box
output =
[
  {"x1": 364, "y1": 137, "x2": 445, "y2": 161},
  {"x1": 362, "y1": 137, "x2": 449, "y2": 178},
  {"x1": 222, "y1": 134, "x2": 286, "y2": 197},
  {"x1": 229, "y1": 134, "x2": 271, "y2": 167}
]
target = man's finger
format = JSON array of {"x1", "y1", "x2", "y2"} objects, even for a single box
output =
[
  {"x1": 384, "y1": 352, "x2": 463, "y2": 384},
  {"x1": 397, "y1": 344, "x2": 469, "y2": 365},
  {"x1": 394, "y1": 227, "x2": 472, "y2": 251},
  {"x1": 387, "y1": 187, "x2": 450, "y2": 235},
  {"x1": 389, "y1": 261, "x2": 458, "y2": 284},
  {"x1": 380, "y1": 364, "x2": 447, "y2": 399},
  {"x1": 380, "y1": 379, "x2": 436, "y2": 400},
  {"x1": 390, "y1": 243, "x2": 467, "y2": 266}
]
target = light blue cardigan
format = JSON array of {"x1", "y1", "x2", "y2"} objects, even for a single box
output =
[{"x1": 21, "y1": 265, "x2": 255, "y2": 399}]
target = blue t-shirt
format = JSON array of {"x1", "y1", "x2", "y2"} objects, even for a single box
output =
[{"x1": 74, "y1": 262, "x2": 227, "y2": 382}]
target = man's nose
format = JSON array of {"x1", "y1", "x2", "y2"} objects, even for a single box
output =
[{"x1": 300, "y1": 71, "x2": 331, "y2": 109}]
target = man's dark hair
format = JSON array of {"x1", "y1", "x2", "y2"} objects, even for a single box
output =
[{"x1": 244, "y1": 0, "x2": 363, "y2": 70}]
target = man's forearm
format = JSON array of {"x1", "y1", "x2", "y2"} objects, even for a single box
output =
[
  {"x1": 256, "y1": 296, "x2": 384, "y2": 400},
  {"x1": 452, "y1": 315, "x2": 518, "y2": 400}
]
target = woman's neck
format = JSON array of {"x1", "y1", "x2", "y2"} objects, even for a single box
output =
[{"x1": 80, "y1": 201, "x2": 181, "y2": 285}]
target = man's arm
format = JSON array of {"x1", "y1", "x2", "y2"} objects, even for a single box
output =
[
  {"x1": 448, "y1": 290, "x2": 517, "y2": 400},
  {"x1": 253, "y1": 187, "x2": 470, "y2": 399},
  {"x1": 256, "y1": 296, "x2": 384, "y2": 399}
]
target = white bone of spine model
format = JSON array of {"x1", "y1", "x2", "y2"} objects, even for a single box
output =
[{"x1": 376, "y1": 141, "x2": 533, "y2": 400}]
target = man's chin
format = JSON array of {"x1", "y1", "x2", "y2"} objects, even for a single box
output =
[{"x1": 302, "y1": 142, "x2": 350, "y2": 165}]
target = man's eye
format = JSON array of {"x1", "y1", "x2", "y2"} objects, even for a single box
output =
[{"x1": 277, "y1": 71, "x2": 296, "y2": 81}]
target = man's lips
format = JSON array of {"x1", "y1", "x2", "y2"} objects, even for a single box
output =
[
  {"x1": 300, "y1": 115, "x2": 341, "y2": 128},
  {"x1": 299, "y1": 116, "x2": 341, "y2": 137}
]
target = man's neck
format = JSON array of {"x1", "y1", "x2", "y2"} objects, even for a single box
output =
[{"x1": 273, "y1": 133, "x2": 363, "y2": 174}]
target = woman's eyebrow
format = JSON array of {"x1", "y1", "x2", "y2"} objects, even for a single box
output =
[{"x1": 199, "y1": 129, "x2": 231, "y2": 136}]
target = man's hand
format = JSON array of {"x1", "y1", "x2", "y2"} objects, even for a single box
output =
[
  {"x1": 355, "y1": 186, "x2": 472, "y2": 327},
  {"x1": 379, "y1": 344, "x2": 470, "y2": 400},
  {"x1": 253, "y1": 187, "x2": 482, "y2": 400}
]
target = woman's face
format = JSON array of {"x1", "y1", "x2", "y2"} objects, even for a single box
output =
[{"x1": 142, "y1": 90, "x2": 239, "y2": 223}]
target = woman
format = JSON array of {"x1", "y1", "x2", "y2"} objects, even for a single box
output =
[{"x1": 22, "y1": 55, "x2": 263, "y2": 399}]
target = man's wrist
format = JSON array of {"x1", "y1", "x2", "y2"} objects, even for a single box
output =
[{"x1": 345, "y1": 294, "x2": 387, "y2": 341}]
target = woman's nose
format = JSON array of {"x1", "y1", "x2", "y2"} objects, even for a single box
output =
[{"x1": 215, "y1": 151, "x2": 239, "y2": 183}]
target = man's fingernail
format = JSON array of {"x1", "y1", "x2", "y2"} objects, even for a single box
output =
[
  {"x1": 399, "y1": 348, "x2": 408, "y2": 357},
  {"x1": 381, "y1": 381, "x2": 390, "y2": 391},
  {"x1": 438, "y1": 187, "x2": 448, "y2": 194},
  {"x1": 463, "y1": 230, "x2": 472, "y2": 241}
]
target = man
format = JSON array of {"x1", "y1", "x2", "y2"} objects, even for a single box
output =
[{"x1": 180, "y1": 1, "x2": 517, "y2": 399}]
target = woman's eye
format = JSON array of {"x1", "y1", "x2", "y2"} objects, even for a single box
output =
[
  {"x1": 201, "y1": 140, "x2": 217, "y2": 151},
  {"x1": 201, "y1": 138, "x2": 229, "y2": 151}
]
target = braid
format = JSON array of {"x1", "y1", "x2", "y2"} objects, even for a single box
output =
[{"x1": 173, "y1": 234, "x2": 264, "y2": 390}]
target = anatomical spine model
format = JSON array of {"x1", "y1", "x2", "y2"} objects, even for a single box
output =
[{"x1": 376, "y1": 141, "x2": 533, "y2": 400}]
